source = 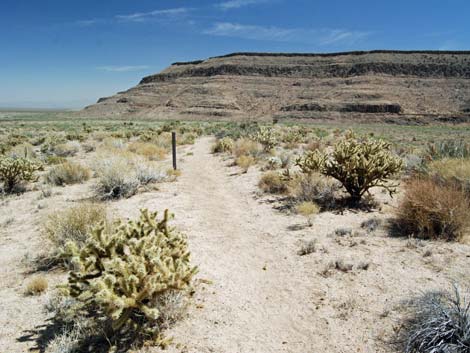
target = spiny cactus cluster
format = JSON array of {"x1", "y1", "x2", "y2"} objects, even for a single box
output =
[
  {"x1": 0, "y1": 156, "x2": 41, "y2": 193},
  {"x1": 64, "y1": 209, "x2": 197, "y2": 338},
  {"x1": 212, "y1": 137, "x2": 234, "y2": 153},
  {"x1": 253, "y1": 127, "x2": 278, "y2": 151},
  {"x1": 296, "y1": 132, "x2": 403, "y2": 203}
]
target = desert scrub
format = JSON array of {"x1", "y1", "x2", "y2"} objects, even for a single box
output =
[
  {"x1": 288, "y1": 172, "x2": 340, "y2": 210},
  {"x1": 395, "y1": 178, "x2": 470, "y2": 241},
  {"x1": 43, "y1": 203, "x2": 108, "y2": 264},
  {"x1": 25, "y1": 275, "x2": 48, "y2": 295},
  {"x1": 128, "y1": 141, "x2": 167, "y2": 161},
  {"x1": 427, "y1": 158, "x2": 470, "y2": 194},
  {"x1": 52, "y1": 141, "x2": 81, "y2": 157},
  {"x1": 427, "y1": 139, "x2": 470, "y2": 160},
  {"x1": 7, "y1": 142, "x2": 36, "y2": 159},
  {"x1": 62, "y1": 209, "x2": 197, "y2": 347},
  {"x1": 296, "y1": 201, "x2": 320, "y2": 226},
  {"x1": 253, "y1": 127, "x2": 278, "y2": 152},
  {"x1": 232, "y1": 138, "x2": 263, "y2": 159},
  {"x1": 236, "y1": 155, "x2": 255, "y2": 173},
  {"x1": 212, "y1": 137, "x2": 234, "y2": 153},
  {"x1": 296, "y1": 131, "x2": 403, "y2": 204},
  {"x1": 93, "y1": 153, "x2": 140, "y2": 199},
  {"x1": 45, "y1": 161, "x2": 91, "y2": 186},
  {"x1": 0, "y1": 156, "x2": 41, "y2": 193},
  {"x1": 398, "y1": 286, "x2": 470, "y2": 353},
  {"x1": 258, "y1": 171, "x2": 288, "y2": 194}
]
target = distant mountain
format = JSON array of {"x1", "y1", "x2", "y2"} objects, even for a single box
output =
[{"x1": 82, "y1": 50, "x2": 470, "y2": 123}]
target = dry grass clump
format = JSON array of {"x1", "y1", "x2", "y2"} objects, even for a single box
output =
[
  {"x1": 398, "y1": 286, "x2": 470, "y2": 353},
  {"x1": 166, "y1": 168, "x2": 182, "y2": 181},
  {"x1": 236, "y1": 155, "x2": 255, "y2": 173},
  {"x1": 53, "y1": 141, "x2": 80, "y2": 157},
  {"x1": 25, "y1": 275, "x2": 48, "y2": 295},
  {"x1": 43, "y1": 203, "x2": 108, "y2": 262},
  {"x1": 128, "y1": 141, "x2": 167, "y2": 161},
  {"x1": 258, "y1": 171, "x2": 288, "y2": 194},
  {"x1": 395, "y1": 178, "x2": 470, "y2": 241},
  {"x1": 296, "y1": 201, "x2": 320, "y2": 226},
  {"x1": 232, "y1": 138, "x2": 263, "y2": 159},
  {"x1": 427, "y1": 158, "x2": 470, "y2": 192},
  {"x1": 45, "y1": 161, "x2": 91, "y2": 186}
]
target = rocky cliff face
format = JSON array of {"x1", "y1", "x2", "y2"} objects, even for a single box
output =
[{"x1": 82, "y1": 51, "x2": 470, "y2": 123}]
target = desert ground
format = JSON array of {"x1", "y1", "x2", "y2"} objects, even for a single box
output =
[{"x1": 1, "y1": 114, "x2": 470, "y2": 353}]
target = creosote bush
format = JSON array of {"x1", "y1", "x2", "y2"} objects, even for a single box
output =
[
  {"x1": 296, "y1": 132, "x2": 403, "y2": 203},
  {"x1": 0, "y1": 156, "x2": 41, "y2": 193},
  {"x1": 45, "y1": 161, "x2": 91, "y2": 186},
  {"x1": 62, "y1": 209, "x2": 197, "y2": 346},
  {"x1": 394, "y1": 178, "x2": 470, "y2": 241}
]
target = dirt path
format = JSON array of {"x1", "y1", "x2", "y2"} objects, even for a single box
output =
[{"x1": 157, "y1": 137, "x2": 323, "y2": 353}]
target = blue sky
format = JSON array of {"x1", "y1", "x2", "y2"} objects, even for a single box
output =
[{"x1": 1, "y1": 0, "x2": 469, "y2": 109}]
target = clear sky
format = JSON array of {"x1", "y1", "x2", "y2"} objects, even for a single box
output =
[{"x1": 1, "y1": 0, "x2": 469, "y2": 109}]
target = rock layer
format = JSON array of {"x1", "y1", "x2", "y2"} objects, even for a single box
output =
[{"x1": 82, "y1": 51, "x2": 470, "y2": 123}]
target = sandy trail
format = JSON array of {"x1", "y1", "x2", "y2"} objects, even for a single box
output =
[{"x1": 157, "y1": 137, "x2": 321, "y2": 353}]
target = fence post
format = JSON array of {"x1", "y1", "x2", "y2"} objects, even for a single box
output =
[{"x1": 172, "y1": 131, "x2": 177, "y2": 170}]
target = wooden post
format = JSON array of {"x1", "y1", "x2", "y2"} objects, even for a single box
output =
[{"x1": 172, "y1": 131, "x2": 177, "y2": 170}]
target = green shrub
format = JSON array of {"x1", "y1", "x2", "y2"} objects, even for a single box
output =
[
  {"x1": 296, "y1": 132, "x2": 403, "y2": 203},
  {"x1": 0, "y1": 157, "x2": 41, "y2": 193},
  {"x1": 63, "y1": 209, "x2": 197, "y2": 343},
  {"x1": 45, "y1": 161, "x2": 91, "y2": 186}
]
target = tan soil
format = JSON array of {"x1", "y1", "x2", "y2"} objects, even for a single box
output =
[{"x1": 1, "y1": 137, "x2": 469, "y2": 353}]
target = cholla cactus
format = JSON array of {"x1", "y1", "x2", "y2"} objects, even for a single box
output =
[
  {"x1": 296, "y1": 132, "x2": 403, "y2": 203},
  {"x1": 0, "y1": 156, "x2": 41, "y2": 193},
  {"x1": 212, "y1": 137, "x2": 234, "y2": 153},
  {"x1": 253, "y1": 127, "x2": 278, "y2": 151},
  {"x1": 65, "y1": 209, "x2": 197, "y2": 336}
]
